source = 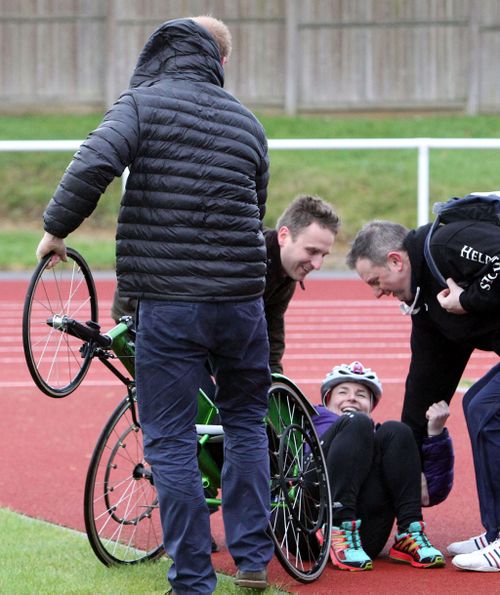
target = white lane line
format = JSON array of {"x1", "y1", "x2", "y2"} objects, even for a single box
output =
[{"x1": 284, "y1": 352, "x2": 411, "y2": 359}]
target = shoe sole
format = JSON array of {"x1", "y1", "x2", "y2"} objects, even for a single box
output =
[
  {"x1": 331, "y1": 559, "x2": 373, "y2": 572},
  {"x1": 452, "y1": 558, "x2": 500, "y2": 572},
  {"x1": 448, "y1": 544, "x2": 485, "y2": 556},
  {"x1": 447, "y1": 547, "x2": 480, "y2": 556},
  {"x1": 389, "y1": 550, "x2": 445, "y2": 569},
  {"x1": 234, "y1": 579, "x2": 269, "y2": 589}
]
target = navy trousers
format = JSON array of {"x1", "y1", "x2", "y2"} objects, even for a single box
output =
[
  {"x1": 135, "y1": 299, "x2": 274, "y2": 594},
  {"x1": 463, "y1": 361, "x2": 500, "y2": 542}
]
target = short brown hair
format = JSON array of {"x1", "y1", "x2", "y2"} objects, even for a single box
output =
[
  {"x1": 277, "y1": 195, "x2": 340, "y2": 238},
  {"x1": 192, "y1": 16, "x2": 232, "y2": 60}
]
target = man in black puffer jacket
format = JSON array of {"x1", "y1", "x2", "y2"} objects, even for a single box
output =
[{"x1": 36, "y1": 16, "x2": 272, "y2": 594}]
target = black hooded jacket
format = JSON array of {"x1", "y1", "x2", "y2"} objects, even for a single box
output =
[
  {"x1": 401, "y1": 222, "x2": 500, "y2": 442},
  {"x1": 43, "y1": 19, "x2": 269, "y2": 302}
]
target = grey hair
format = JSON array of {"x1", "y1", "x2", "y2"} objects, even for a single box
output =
[
  {"x1": 346, "y1": 220, "x2": 409, "y2": 268},
  {"x1": 276, "y1": 195, "x2": 340, "y2": 238}
]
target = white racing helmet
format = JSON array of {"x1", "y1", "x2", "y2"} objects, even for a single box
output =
[{"x1": 321, "y1": 361, "x2": 383, "y2": 409}]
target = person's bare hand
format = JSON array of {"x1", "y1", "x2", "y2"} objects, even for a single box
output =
[
  {"x1": 437, "y1": 278, "x2": 466, "y2": 314},
  {"x1": 426, "y1": 400, "x2": 450, "y2": 436},
  {"x1": 36, "y1": 233, "x2": 67, "y2": 268}
]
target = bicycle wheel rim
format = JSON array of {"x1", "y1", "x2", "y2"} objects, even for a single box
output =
[
  {"x1": 84, "y1": 396, "x2": 164, "y2": 565},
  {"x1": 267, "y1": 380, "x2": 332, "y2": 583},
  {"x1": 22, "y1": 247, "x2": 98, "y2": 397}
]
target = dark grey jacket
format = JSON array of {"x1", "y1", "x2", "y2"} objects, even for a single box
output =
[{"x1": 43, "y1": 18, "x2": 269, "y2": 302}]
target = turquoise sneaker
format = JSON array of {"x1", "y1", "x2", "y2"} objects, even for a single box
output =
[
  {"x1": 329, "y1": 519, "x2": 373, "y2": 571},
  {"x1": 389, "y1": 521, "x2": 445, "y2": 568}
]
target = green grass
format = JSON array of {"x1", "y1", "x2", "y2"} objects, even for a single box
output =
[
  {"x1": 1, "y1": 112, "x2": 499, "y2": 270},
  {"x1": 0, "y1": 508, "x2": 286, "y2": 594}
]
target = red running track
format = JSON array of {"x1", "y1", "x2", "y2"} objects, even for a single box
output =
[{"x1": 1, "y1": 276, "x2": 498, "y2": 593}]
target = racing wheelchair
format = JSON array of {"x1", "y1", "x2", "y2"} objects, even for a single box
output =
[{"x1": 22, "y1": 248, "x2": 332, "y2": 583}]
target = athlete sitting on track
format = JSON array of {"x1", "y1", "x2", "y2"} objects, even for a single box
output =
[{"x1": 312, "y1": 361, "x2": 452, "y2": 571}]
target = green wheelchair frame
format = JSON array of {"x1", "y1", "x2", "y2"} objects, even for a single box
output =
[{"x1": 22, "y1": 248, "x2": 332, "y2": 583}]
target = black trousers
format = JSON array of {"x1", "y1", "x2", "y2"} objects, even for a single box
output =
[{"x1": 320, "y1": 412, "x2": 423, "y2": 558}]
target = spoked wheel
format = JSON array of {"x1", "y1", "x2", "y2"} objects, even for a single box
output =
[
  {"x1": 84, "y1": 391, "x2": 164, "y2": 565},
  {"x1": 22, "y1": 248, "x2": 98, "y2": 397},
  {"x1": 267, "y1": 379, "x2": 332, "y2": 583}
]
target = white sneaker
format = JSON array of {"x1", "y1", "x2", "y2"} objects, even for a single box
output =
[
  {"x1": 452, "y1": 538, "x2": 500, "y2": 572},
  {"x1": 447, "y1": 532, "x2": 489, "y2": 555}
]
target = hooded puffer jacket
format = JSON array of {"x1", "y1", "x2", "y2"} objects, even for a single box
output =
[{"x1": 43, "y1": 18, "x2": 269, "y2": 302}]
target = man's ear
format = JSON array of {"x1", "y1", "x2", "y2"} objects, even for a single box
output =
[
  {"x1": 387, "y1": 251, "x2": 405, "y2": 271},
  {"x1": 277, "y1": 226, "x2": 290, "y2": 247}
]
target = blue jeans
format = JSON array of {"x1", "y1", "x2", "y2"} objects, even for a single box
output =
[
  {"x1": 135, "y1": 299, "x2": 273, "y2": 594},
  {"x1": 463, "y1": 361, "x2": 500, "y2": 542}
]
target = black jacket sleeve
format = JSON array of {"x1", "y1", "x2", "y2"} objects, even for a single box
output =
[
  {"x1": 265, "y1": 291, "x2": 293, "y2": 373},
  {"x1": 43, "y1": 93, "x2": 140, "y2": 238},
  {"x1": 255, "y1": 142, "x2": 269, "y2": 222}
]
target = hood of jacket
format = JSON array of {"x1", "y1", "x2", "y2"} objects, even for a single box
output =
[{"x1": 129, "y1": 18, "x2": 225, "y2": 89}]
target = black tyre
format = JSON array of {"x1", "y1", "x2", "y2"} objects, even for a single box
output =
[
  {"x1": 84, "y1": 392, "x2": 164, "y2": 565},
  {"x1": 267, "y1": 379, "x2": 332, "y2": 583},
  {"x1": 22, "y1": 248, "x2": 98, "y2": 397}
]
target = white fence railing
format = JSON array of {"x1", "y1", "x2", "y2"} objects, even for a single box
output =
[{"x1": 1, "y1": 138, "x2": 499, "y2": 226}]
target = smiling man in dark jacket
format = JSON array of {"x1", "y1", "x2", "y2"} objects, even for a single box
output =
[
  {"x1": 346, "y1": 201, "x2": 500, "y2": 573},
  {"x1": 36, "y1": 16, "x2": 273, "y2": 593},
  {"x1": 263, "y1": 195, "x2": 339, "y2": 372}
]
